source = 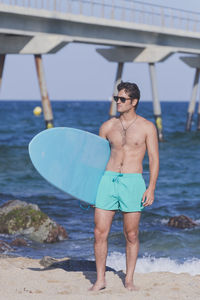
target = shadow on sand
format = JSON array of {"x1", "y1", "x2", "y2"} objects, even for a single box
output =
[{"x1": 29, "y1": 257, "x2": 126, "y2": 286}]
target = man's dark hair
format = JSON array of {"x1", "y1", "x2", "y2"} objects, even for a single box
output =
[{"x1": 117, "y1": 81, "x2": 140, "y2": 110}]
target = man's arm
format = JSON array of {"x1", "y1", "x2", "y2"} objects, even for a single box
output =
[
  {"x1": 142, "y1": 122, "x2": 159, "y2": 207},
  {"x1": 99, "y1": 120, "x2": 111, "y2": 139}
]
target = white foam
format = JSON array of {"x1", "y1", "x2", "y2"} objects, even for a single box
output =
[
  {"x1": 106, "y1": 252, "x2": 200, "y2": 276},
  {"x1": 160, "y1": 218, "x2": 200, "y2": 225},
  {"x1": 160, "y1": 218, "x2": 169, "y2": 225}
]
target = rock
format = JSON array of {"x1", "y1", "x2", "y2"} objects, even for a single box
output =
[
  {"x1": 10, "y1": 238, "x2": 28, "y2": 247},
  {"x1": 0, "y1": 240, "x2": 13, "y2": 253},
  {"x1": 45, "y1": 224, "x2": 67, "y2": 243},
  {"x1": 39, "y1": 256, "x2": 59, "y2": 268},
  {"x1": 0, "y1": 200, "x2": 39, "y2": 216},
  {"x1": 0, "y1": 200, "x2": 68, "y2": 243},
  {"x1": 168, "y1": 215, "x2": 198, "y2": 229}
]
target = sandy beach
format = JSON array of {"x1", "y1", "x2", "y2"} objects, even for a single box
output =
[{"x1": 0, "y1": 256, "x2": 199, "y2": 300}]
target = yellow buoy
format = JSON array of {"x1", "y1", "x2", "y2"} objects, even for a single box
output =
[
  {"x1": 33, "y1": 106, "x2": 42, "y2": 116},
  {"x1": 47, "y1": 122, "x2": 53, "y2": 129}
]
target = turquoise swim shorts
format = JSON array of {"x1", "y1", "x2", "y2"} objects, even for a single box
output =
[{"x1": 95, "y1": 171, "x2": 146, "y2": 212}]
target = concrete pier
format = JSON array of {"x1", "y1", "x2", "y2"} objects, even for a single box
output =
[
  {"x1": 2, "y1": 2, "x2": 200, "y2": 133},
  {"x1": 34, "y1": 54, "x2": 54, "y2": 129},
  {"x1": 2, "y1": 3, "x2": 200, "y2": 54},
  {"x1": 109, "y1": 62, "x2": 124, "y2": 117}
]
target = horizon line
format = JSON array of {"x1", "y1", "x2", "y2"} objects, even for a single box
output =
[{"x1": 0, "y1": 99, "x2": 190, "y2": 102}]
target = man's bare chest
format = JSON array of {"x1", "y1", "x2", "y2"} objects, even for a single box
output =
[{"x1": 107, "y1": 127, "x2": 146, "y2": 149}]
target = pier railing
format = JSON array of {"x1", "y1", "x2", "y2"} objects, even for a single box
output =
[{"x1": 0, "y1": 0, "x2": 200, "y2": 32}]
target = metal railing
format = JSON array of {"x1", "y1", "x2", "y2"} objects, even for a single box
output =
[{"x1": 0, "y1": 0, "x2": 200, "y2": 32}]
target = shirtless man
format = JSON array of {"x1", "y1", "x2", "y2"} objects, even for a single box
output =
[{"x1": 90, "y1": 81, "x2": 159, "y2": 291}]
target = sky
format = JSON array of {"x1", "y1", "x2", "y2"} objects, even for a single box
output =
[{"x1": 1, "y1": 0, "x2": 200, "y2": 101}]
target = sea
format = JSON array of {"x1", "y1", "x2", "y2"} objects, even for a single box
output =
[{"x1": 0, "y1": 100, "x2": 200, "y2": 276}]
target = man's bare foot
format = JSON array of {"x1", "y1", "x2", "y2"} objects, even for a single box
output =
[
  {"x1": 125, "y1": 281, "x2": 139, "y2": 291},
  {"x1": 89, "y1": 280, "x2": 106, "y2": 292}
]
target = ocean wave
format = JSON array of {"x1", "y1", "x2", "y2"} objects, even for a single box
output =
[{"x1": 106, "y1": 252, "x2": 200, "y2": 276}]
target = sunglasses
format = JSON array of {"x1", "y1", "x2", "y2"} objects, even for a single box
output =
[{"x1": 113, "y1": 96, "x2": 132, "y2": 103}]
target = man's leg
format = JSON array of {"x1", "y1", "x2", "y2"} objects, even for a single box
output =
[
  {"x1": 123, "y1": 211, "x2": 141, "y2": 291},
  {"x1": 89, "y1": 207, "x2": 115, "y2": 291}
]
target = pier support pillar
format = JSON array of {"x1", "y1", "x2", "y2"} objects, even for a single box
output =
[
  {"x1": 34, "y1": 54, "x2": 54, "y2": 129},
  {"x1": 109, "y1": 62, "x2": 124, "y2": 116},
  {"x1": 186, "y1": 68, "x2": 200, "y2": 131},
  {"x1": 197, "y1": 102, "x2": 200, "y2": 131},
  {"x1": 149, "y1": 63, "x2": 164, "y2": 142},
  {"x1": 0, "y1": 54, "x2": 5, "y2": 89},
  {"x1": 180, "y1": 56, "x2": 200, "y2": 131}
]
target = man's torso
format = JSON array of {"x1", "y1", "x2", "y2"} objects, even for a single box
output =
[{"x1": 105, "y1": 116, "x2": 148, "y2": 173}]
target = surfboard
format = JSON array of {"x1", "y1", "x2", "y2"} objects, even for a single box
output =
[{"x1": 28, "y1": 127, "x2": 110, "y2": 205}]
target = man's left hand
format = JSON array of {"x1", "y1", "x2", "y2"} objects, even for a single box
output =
[{"x1": 142, "y1": 188, "x2": 155, "y2": 207}]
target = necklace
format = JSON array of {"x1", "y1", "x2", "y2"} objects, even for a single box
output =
[{"x1": 119, "y1": 115, "x2": 137, "y2": 135}]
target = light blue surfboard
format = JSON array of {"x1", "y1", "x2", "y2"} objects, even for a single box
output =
[{"x1": 28, "y1": 127, "x2": 110, "y2": 205}]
